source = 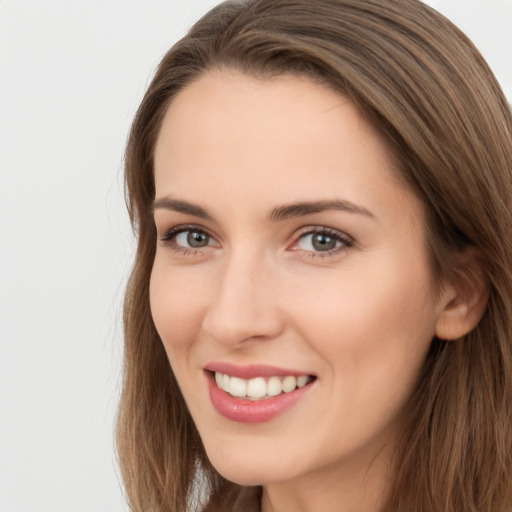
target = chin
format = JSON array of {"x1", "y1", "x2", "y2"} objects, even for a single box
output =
[{"x1": 204, "y1": 446, "x2": 295, "y2": 487}]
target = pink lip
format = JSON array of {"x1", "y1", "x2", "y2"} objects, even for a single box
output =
[
  {"x1": 204, "y1": 369, "x2": 315, "y2": 424},
  {"x1": 204, "y1": 361, "x2": 313, "y2": 379}
]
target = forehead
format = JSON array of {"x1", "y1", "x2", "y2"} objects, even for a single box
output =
[{"x1": 153, "y1": 71, "x2": 418, "y2": 221}]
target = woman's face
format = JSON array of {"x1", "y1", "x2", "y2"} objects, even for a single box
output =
[{"x1": 150, "y1": 72, "x2": 447, "y2": 489}]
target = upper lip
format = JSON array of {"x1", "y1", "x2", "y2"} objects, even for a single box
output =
[{"x1": 204, "y1": 361, "x2": 315, "y2": 379}]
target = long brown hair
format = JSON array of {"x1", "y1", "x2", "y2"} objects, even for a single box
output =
[{"x1": 116, "y1": 1, "x2": 512, "y2": 510}]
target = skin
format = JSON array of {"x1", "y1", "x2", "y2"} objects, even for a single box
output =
[{"x1": 150, "y1": 71, "x2": 457, "y2": 512}]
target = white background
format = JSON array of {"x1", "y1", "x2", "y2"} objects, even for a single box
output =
[{"x1": 0, "y1": 1, "x2": 510, "y2": 511}]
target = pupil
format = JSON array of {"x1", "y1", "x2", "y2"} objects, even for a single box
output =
[
  {"x1": 312, "y1": 233, "x2": 336, "y2": 251},
  {"x1": 187, "y1": 231, "x2": 209, "y2": 248}
]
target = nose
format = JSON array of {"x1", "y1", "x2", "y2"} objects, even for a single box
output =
[{"x1": 201, "y1": 251, "x2": 285, "y2": 347}]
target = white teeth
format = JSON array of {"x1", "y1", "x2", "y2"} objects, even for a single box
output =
[
  {"x1": 297, "y1": 375, "x2": 309, "y2": 388},
  {"x1": 282, "y1": 376, "x2": 297, "y2": 393},
  {"x1": 229, "y1": 376, "x2": 247, "y2": 397},
  {"x1": 267, "y1": 376, "x2": 282, "y2": 397},
  {"x1": 247, "y1": 377, "x2": 266, "y2": 399},
  {"x1": 214, "y1": 372, "x2": 313, "y2": 400}
]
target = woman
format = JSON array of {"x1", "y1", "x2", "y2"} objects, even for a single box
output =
[{"x1": 116, "y1": 0, "x2": 512, "y2": 511}]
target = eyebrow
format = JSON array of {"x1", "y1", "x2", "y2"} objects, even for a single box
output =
[
  {"x1": 152, "y1": 197, "x2": 212, "y2": 219},
  {"x1": 152, "y1": 197, "x2": 374, "y2": 221},
  {"x1": 269, "y1": 199, "x2": 374, "y2": 221}
]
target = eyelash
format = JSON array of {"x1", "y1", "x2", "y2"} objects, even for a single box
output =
[
  {"x1": 160, "y1": 224, "x2": 215, "y2": 256},
  {"x1": 159, "y1": 224, "x2": 354, "y2": 258},
  {"x1": 291, "y1": 227, "x2": 353, "y2": 258}
]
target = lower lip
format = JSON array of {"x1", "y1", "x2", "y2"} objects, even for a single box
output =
[{"x1": 206, "y1": 372, "x2": 314, "y2": 423}]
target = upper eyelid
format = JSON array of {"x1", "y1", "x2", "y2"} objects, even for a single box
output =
[
  {"x1": 292, "y1": 226, "x2": 353, "y2": 242},
  {"x1": 159, "y1": 223, "x2": 214, "y2": 237},
  {"x1": 296, "y1": 226, "x2": 348, "y2": 235},
  {"x1": 159, "y1": 223, "x2": 350, "y2": 236}
]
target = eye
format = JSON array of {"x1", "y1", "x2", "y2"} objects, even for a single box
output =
[
  {"x1": 291, "y1": 227, "x2": 353, "y2": 256},
  {"x1": 160, "y1": 225, "x2": 219, "y2": 252},
  {"x1": 175, "y1": 230, "x2": 211, "y2": 248}
]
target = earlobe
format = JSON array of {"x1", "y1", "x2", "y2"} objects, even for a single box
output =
[{"x1": 435, "y1": 248, "x2": 490, "y2": 341}]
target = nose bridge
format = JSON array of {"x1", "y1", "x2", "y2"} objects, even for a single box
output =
[{"x1": 201, "y1": 246, "x2": 283, "y2": 346}]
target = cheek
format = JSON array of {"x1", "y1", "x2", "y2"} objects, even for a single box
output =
[
  {"x1": 279, "y1": 267, "x2": 437, "y2": 458},
  {"x1": 149, "y1": 261, "x2": 207, "y2": 354},
  {"x1": 149, "y1": 263, "x2": 213, "y2": 414},
  {"x1": 286, "y1": 259, "x2": 437, "y2": 393}
]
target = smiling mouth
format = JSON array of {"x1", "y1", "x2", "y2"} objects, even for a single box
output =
[{"x1": 213, "y1": 371, "x2": 316, "y2": 401}]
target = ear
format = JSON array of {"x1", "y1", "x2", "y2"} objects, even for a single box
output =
[{"x1": 435, "y1": 247, "x2": 490, "y2": 341}]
